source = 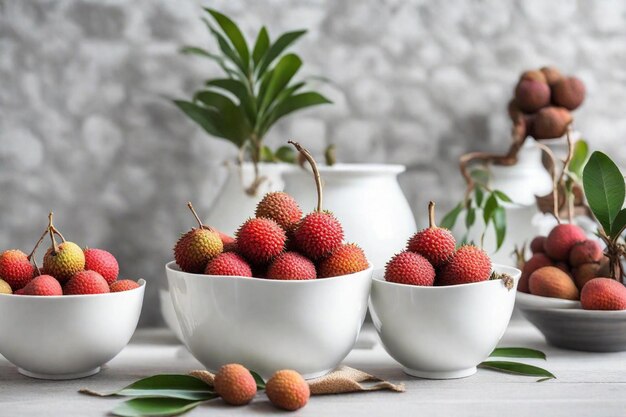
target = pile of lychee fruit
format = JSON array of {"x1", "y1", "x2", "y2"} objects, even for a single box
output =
[
  {"x1": 0, "y1": 213, "x2": 140, "y2": 296},
  {"x1": 509, "y1": 66, "x2": 585, "y2": 140},
  {"x1": 212, "y1": 363, "x2": 309, "y2": 411},
  {"x1": 519, "y1": 223, "x2": 626, "y2": 311},
  {"x1": 173, "y1": 142, "x2": 369, "y2": 280},
  {"x1": 385, "y1": 202, "x2": 494, "y2": 286}
]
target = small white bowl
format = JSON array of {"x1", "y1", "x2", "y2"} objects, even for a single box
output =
[
  {"x1": 0, "y1": 280, "x2": 145, "y2": 380},
  {"x1": 166, "y1": 262, "x2": 372, "y2": 379},
  {"x1": 370, "y1": 265, "x2": 520, "y2": 379}
]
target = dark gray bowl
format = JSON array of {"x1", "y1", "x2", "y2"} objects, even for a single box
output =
[{"x1": 517, "y1": 292, "x2": 626, "y2": 352}]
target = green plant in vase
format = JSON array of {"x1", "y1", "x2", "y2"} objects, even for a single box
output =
[{"x1": 174, "y1": 8, "x2": 331, "y2": 194}]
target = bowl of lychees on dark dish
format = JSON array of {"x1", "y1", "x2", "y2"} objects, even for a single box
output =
[
  {"x1": 166, "y1": 142, "x2": 373, "y2": 379},
  {"x1": 369, "y1": 202, "x2": 520, "y2": 380},
  {"x1": 0, "y1": 213, "x2": 145, "y2": 380}
]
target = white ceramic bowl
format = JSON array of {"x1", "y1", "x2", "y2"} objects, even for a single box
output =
[
  {"x1": 0, "y1": 280, "x2": 145, "y2": 380},
  {"x1": 166, "y1": 262, "x2": 372, "y2": 379},
  {"x1": 370, "y1": 265, "x2": 520, "y2": 379}
]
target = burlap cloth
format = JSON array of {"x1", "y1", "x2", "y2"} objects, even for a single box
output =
[{"x1": 190, "y1": 366, "x2": 404, "y2": 395}]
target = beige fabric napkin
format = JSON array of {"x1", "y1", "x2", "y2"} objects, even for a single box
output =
[{"x1": 190, "y1": 366, "x2": 405, "y2": 394}]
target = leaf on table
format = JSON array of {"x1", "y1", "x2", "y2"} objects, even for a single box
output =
[
  {"x1": 583, "y1": 151, "x2": 625, "y2": 236},
  {"x1": 112, "y1": 397, "x2": 207, "y2": 417},
  {"x1": 479, "y1": 361, "x2": 555, "y2": 381},
  {"x1": 250, "y1": 370, "x2": 266, "y2": 390},
  {"x1": 80, "y1": 375, "x2": 215, "y2": 401},
  {"x1": 490, "y1": 347, "x2": 546, "y2": 360}
]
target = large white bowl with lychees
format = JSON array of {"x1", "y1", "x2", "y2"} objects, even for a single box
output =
[
  {"x1": 0, "y1": 280, "x2": 145, "y2": 380},
  {"x1": 166, "y1": 262, "x2": 372, "y2": 379}
]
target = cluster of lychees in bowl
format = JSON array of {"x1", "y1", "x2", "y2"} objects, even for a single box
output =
[
  {"x1": 166, "y1": 142, "x2": 373, "y2": 379},
  {"x1": 0, "y1": 213, "x2": 145, "y2": 380},
  {"x1": 369, "y1": 202, "x2": 521, "y2": 379}
]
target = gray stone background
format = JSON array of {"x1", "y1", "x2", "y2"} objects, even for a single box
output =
[{"x1": 1, "y1": 0, "x2": 625, "y2": 325}]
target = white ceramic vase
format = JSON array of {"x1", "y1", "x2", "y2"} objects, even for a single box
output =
[{"x1": 283, "y1": 164, "x2": 417, "y2": 269}]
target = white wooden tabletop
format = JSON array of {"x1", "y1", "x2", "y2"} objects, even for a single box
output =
[{"x1": 2, "y1": 319, "x2": 625, "y2": 417}]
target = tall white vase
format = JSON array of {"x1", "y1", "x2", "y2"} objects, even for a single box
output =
[
  {"x1": 283, "y1": 164, "x2": 417, "y2": 269},
  {"x1": 204, "y1": 162, "x2": 288, "y2": 235}
]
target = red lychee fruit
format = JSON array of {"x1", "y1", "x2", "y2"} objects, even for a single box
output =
[
  {"x1": 515, "y1": 79, "x2": 551, "y2": 113},
  {"x1": 110, "y1": 279, "x2": 140, "y2": 292},
  {"x1": 407, "y1": 201, "x2": 456, "y2": 267},
  {"x1": 520, "y1": 69, "x2": 547, "y2": 84},
  {"x1": 569, "y1": 240, "x2": 603, "y2": 267},
  {"x1": 256, "y1": 192, "x2": 303, "y2": 232},
  {"x1": 581, "y1": 278, "x2": 626, "y2": 310},
  {"x1": 533, "y1": 106, "x2": 572, "y2": 140},
  {"x1": 266, "y1": 252, "x2": 316, "y2": 280},
  {"x1": 236, "y1": 217, "x2": 286, "y2": 264},
  {"x1": 519, "y1": 253, "x2": 554, "y2": 293},
  {"x1": 528, "y1": 266, "x2": 579, "y2": 300},
  {"x1": 64, "y1": 270, "x2": 110, "y2": 295},
  {"x1": 0, "y1": 249, "x2": 35, "y2": 290},
  {"x1": 530, "y1": 236, "x2": 547, "y2": 254},
  {"x1": 265, "y1": 369, "x2": 310, "y2": 411},
  {"x1": 540, "y1": 66, "x2": 563, "y2": 86},
  {"x1": 544, "y1": 223, "x2": 586, "y2": 261},
  {"x1": 21, "y1": 275, "x2": 62, "y2": 296},
  {"x1": 174, "y1": 203, "x2": 224, "y2": 273},
  {"x1": 438, "y1": 245, "x2": 492, "y2": 286},
  {"x1": 213, "y1": 364, "x2": 257, "y2": 406},
  {"x1": 552, "y1": 76, "x2": 585, "y2": 110},
  {"x1": 205, "y1": 252, "x2": 252, "y2": 277},
  {"x1": 385, "y1": 251, "x2": 435, "y2": 286},
  {"x1": 84, "y1": 248, "x2": 119, "y2": 284},
  {"x1": 318, "y1": 243, "x2": 369, "y2": 278}
]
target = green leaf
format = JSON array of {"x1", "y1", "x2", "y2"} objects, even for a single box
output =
[
  {"x1": 202, "y1": 18, "x2": 246, "y2": 76},
  {"x1": 205, "y1": 8, "x2": 250, "y2": 73},
  {"x1": 259, "y1": 145, "x2": 275, "y2": 162},
  {"x1": 112, "y1": 398, "x2": 208, "y2": 417},
  {"x1": 494, "y1": 190, "x2": 512, "y2": 203},
  {"x1": 470, "y1": 168, "x2": 490, "y2": 187},
  {"x1": 261, "y1": 92, "x2": 331, "y2": 135},
  {"x1": 194, "y1": 91, "x2": 251, "y2": 145},
  {"x1": 259, "y1": 53, "x2": 302, "y2": 113},
  {"x1": 440, "y1": 203, "x2": 463, "y2": 230},
  {"x1": 568, "y1": 139, "x2": 589, "y2": 178},
  {"x1": 474, "y1": 187, "x2": 484, "y2": 207},
  {"x1": 252, "y1": 27, "x2": 270, "y2": 66},
  {"x1": 483, "y1": 193, "x2": 499, "y2": 225},
  {"x1": 81, "y1": 375, "x2": 215, "y2": 401},
  {"x1": 479, "y1": 361, "x2": 555, "y2": 381},
  {"x1": 205, "y1": 78, "x2": 256, "y2": 124},
  {"x1": 250, "y1": 370, "x2": 266, "y2": 390},
  {"x1": 492, "y1": 206, "x2": 507, "y2": 251},
  {"x1": 180, "y1": 46, "x2": 238, "y2": 78},
  {"x1": 173, "y1": 100, "x2": 223, "y2": 138},
  {"x1": 274, "y1": 145, "x2": 296, "y2": 163},
  {"x1": 465, "y1": 207, "x2": 476, "y2": 230},
  {"x1": 490, "y1": 347, "x2": 546, "y2": 360},
  {"x1": 611, "y1": 208, "x2": 626, "y2": 237},
  {"x1": 583, "y1": 151, "x2": 625, "y2": 235},
  {"x1": 256, "y1": 30, "x2": 307, "y2": 77}
]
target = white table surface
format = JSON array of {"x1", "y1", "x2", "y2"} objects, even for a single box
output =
[{"x1": 1, "y1": 319, "x2": 625, "y2": 417}]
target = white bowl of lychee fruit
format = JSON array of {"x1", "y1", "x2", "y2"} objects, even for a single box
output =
[
  {"x1": 0, "y1": 227, "x2": 145, "y2": 379},
  {"x1": 516, "y1": 224, "x2": 626, "y2": 352},
  {"x1": 369, "y1": 202, "x2": 521, "y2": 379}
]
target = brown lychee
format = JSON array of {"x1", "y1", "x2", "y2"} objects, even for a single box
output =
[
  {"x1": 530, "y1": 236, "x2": 547, "y2": 254},
  {"x1": 569, "y1": 240, "x2": 603, "y2": 267},
  {"x1": 528, "y1": 266, "x2": 579, "y2": 300},
  {"x1": 581, "y1": 278, "x2": 626, "y2": 310},
  {"x1": 533, "y1": 106, "x2": 573, "y2": 139},
  {"x1": 515, "y1": 79, "x2": 551, "y2": 113},
  {"x1": 544, "y1": 223, "x2": 586, "y2": 261},
  {"x1": 519, "y1": 253, "x2": 553, "y2": 293},
  {"x1": 407, "y1": 201, "x2": 456, "y2": 268},
  {"x1": 573, "y1": 262, "x2": 601, "y2": 290},
  {"x1": 552, "y1": 76, "x2": 585, "y2": 110}
]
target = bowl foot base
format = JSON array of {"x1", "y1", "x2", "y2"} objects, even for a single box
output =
[
  {"x1": 18, "y1": 367, "x2": 101, "y2": 380},
  {"x1": 403, "y1": 366, "x2": 476, "y2": 380}
]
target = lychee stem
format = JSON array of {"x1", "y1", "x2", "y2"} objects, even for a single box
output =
[
  {"x1": 48, "y1": 212, "x2": 59, "y2": 254},
  {"x1": 27, "y1": 228, "x2": 49, "y2": 261},
  {"x1": 187, "y1": 202, "x2": 204, "y2": 229},
  {"x1": 289, "y1": 141, "x2": 323, "y2": 212},
  {"x1": 428, "y1": 201, "x2": 437, "y2": 228}
]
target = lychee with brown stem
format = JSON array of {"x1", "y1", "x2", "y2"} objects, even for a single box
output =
[
  {"x1": 528, "y1": 266, "x2": 578, "y2": 300},
  {"x1": 255, "y1": 192, "x2": 302, "y2": 232},
  {"x1": 290, "y1": 141, "x2": 344, "y2": 260},
  {"x1": 552, "y1": 76, "x2": 585, "y2": 110},
  {"x1": 407, "y1": 201, "x2": 456, "y2": 268},
  {"x1": 515, "y1": 79, "x2": 551, "y2": 113},
  {"x1": 42, "y1": 213, "x2": 85, "y2": 284},
  {"x1": 174, "y1": 202, "x2": 223, "y2": 273},
  {"x1": 266, "y1": 252, "x2": 316, "y2": 280},
  {"x1": 533, "y1": 106, "x2": 572, "y2": 139},
  {"x1": 236, "y1": 217, "x2": 286, "y2": 264},
  {"x1": 438, "y1": 245, "x2": 492, "y2": 286},
  {"x1": 385, "y1": 251, "x2": 435, "y2": 286},
  {"x1": 0, "y1": 249, "x2": 35, "y2": 290},
  {"x1": 543, "y1": 223, "x2": 586, "y2": 261},
  {"x1": 205, "y1": 252, "x2": 252, "y2": 277},
  {"x1": 569, "y1": 240, "x2": 603, "y2": 267},
  {"x1": 318, "y1": 243, "x2": 369, "y2": 278}
]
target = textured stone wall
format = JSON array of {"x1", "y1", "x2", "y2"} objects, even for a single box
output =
[{"x1": 1, "y1": 0, "x2": 625, "y2": 325}]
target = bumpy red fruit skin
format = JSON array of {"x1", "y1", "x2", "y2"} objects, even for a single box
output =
[
  {"x1": 205, "y1": 252, "x2": 252, "y2": 277},
  {"x1": 528, "y1": 266, "x2": 579, "y2": 300},
  {"x1": 385, "y1": 251, "x2": 435, "y2": 286},
  {"x1": 174, "y1": 228, "x2": 223, "y2": 273},
  {"x1": 213, "y1": 364, "x2": 257, "y2": 406},
  {"x1": 294, "y1": 212, "x2": 344, "y2": 260},
  {"x1": 236, "y1": 218, "x2": 286, "y2": 264},
  {"x1": 530, "y1": 236, "x2": 547, "y2": 254},
  {"x1": 0, "y1": 249, "x2": 34, "y2": 290},
  {"x1": 43, "y1": 242, "x2": 86, "y2": 283},
  {"x1": 110, "y1": 279, "x2": 140, "y2": 292},
  {"x1": 569, "y1": 240, "x2": 603, "y2": 267},
  {"x1": 266, "y1": 369, "x2": 310, "y2": 411},
  {"x1": 22, "y1": 275, "x2": 62, "y2": 296},
  {"x1": 256, "y1": 192, "x2": 303, "y2": 231},
  {"x1": 407, "y1": 227, "x2": 456, "y2": 268},
  {"x1": 266, "y1": 252, "x2": 316, "y2": 280},
  {"x1": 581, "y1": 278, "x2": 626, "y2": 310},
  {"x1": 438, "y1": 245, "x2": 492, "y2": 286},
  {"x1": 318, "y1": 243, "x2": 369, "y2": 278},
  {"x1": 544, "y1": 224, "x2": 586, "y2": 261},
  {"x1": 84, "y1": 248, "x2": 119, "y2": 284},
  {"x1": 64, "y1": 270, "x2": 110, "y2": 295},
  {"x1": 519, "y1": 253, "x2": 553, "y2": 293}
]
